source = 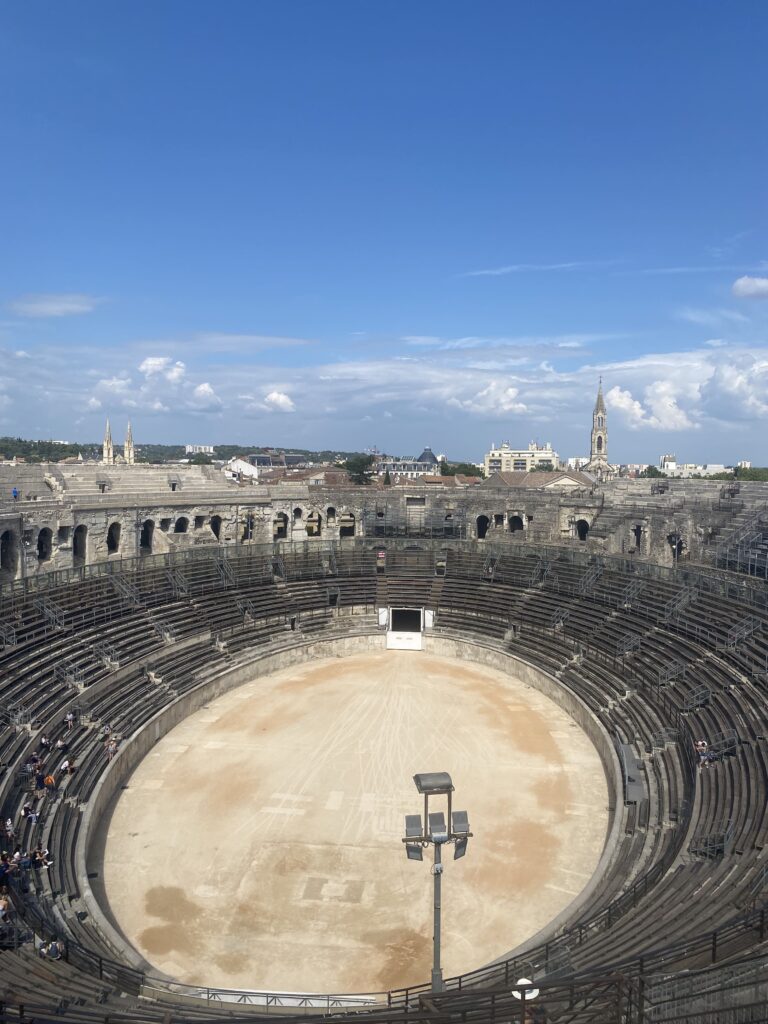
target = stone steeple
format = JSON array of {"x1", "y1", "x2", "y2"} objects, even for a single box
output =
[
  {"x1": 102, "y1": 418, "x2": 114, "y2": 465},
  {"x1": 590, "y1": 378, "x2": 607, "y2": 465},
  {"x1": 124, "y1": 420, "x2": 135, "y2": 465}
]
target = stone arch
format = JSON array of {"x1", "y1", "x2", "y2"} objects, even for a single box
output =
[
  {"x1": 174, "y1": 516, "x2": 189, "y2": 534},
  {"x1": 339, "y1": 511, "x2": 356, "y2": 538},
  {"x1": 667, "y1": 531, "x2": 684, "y2": 561},
  {"x1": 73, "y1": 524, "x2": 88, "y2": 566},
  {"x1": 575, "y1": 519, "x2": 590, "y2": 541},
  {"x1": 444, "y1": 513, "x2": 454, "y2": 538},
  {"x1": 273, "y1": 512, "x2": 288, "y2": 540},
  {"x1": 306, "y1": 511, "x2": 322, "y2": 537},
  {"x1": 293, "y1": 507, "x2": 303, "y2": 521},
  {"x1": 210, "y1": 515, "x2": 222, "y2": 540},
  {"x1": 0, "y1": 529, "x2": 19, "y2": 581},
  {"x1": 326, "y1": 506, "x2": 337, "y2": 524},
  {"x1": 242, "y1": 514, "x2": 255, "y2": 542},
  {"x1": 509, "y1": 515, "x2": 524, "y2": 533},
  {"x1": 107, "y1": 521, "x2": 121, "y2": 554},
  {"x1": 37, "y1": 527, "x2": 53, "y2": 562},
  {"x1": 476, "y1": 515, "x2": 490, "y2": 540},
  {"x1": 140, "y1": 519, "x2": 154, "y2": 553}
]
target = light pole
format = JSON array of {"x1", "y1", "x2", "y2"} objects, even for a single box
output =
[{"x1": 402, "y1": 772, "x2": 472, "y2": 993}]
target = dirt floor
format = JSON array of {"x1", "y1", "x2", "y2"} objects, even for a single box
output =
[{"x1": 100, "y1": 651, "x2": 608, "y2": 995}]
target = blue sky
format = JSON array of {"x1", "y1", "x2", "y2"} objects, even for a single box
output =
[{"x1": 1, "y1": 2, "x2": 767, "y2": 462}]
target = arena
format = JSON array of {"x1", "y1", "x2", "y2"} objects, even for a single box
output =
[{"x1": 2, "y1": 465, "x2": 768, "y2": 1022}]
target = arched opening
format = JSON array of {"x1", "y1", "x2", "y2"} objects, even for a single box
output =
[
  {"x1": 633, "y1": 524, "x2": 642, "y2": 550},
  {"x1": 273, "y1": 513, "x2": 288, "y2": 540},
  {"x1": 667, "y1": 532, "x2": 684, "y2": 561},
  {"x1": 476, "y1": 515, "x2": 490, "y2": 540},
  {"x1": 0, "y1": 529, "x2": 19, "y2": 580},
  {"x1": 140, "y1": 519, "x2": 154, "y2": 554},
  {"x1": 37, "y1": 527, "x2": 52, "y2": 562},
  {"x1": 293, "y1": 507, "x2": 303, "y2": 522},
  {"x1": 174, "y1": 517, "x2": 189, "y2": 534},
  {"x1": 326, "y1": 507, "x2": 337, "y2": 525},
  {"x1": 73, "y1": 524, "x2": 88, "y2": 566},
  {"x1": 596, "y1": 435, "x2": 603, "y2": 453},
  {"x1": 210, "y1": 515, "x2": 222, "y2": 540},
  {"x1": 509, "y1": 515, "x2": 524, "y2": 533},
  {"x1": 241, "y1": 514, "x2": 255, "y2": 542},
  {"x1": 339, "y1": 511, "x2": 355, "y2": 538},
  {"x1": 160, "y1": 518, "x2": 172, "y2": 532},
  {"x1": 575, "y1": 519, "x2": 590, "y2": 541},
  {"x1": 107, "y1": 522, "x2": 121, "y2": 554},
  {"x1": 306, "y1": 511, "x2": 322, "y2": 537},
  {"x1": 194, "y1": 515, "x2": 206, "y2": 530},
  {"x1": 444, "y1": 513, "x2": 454, "y2": 538}
]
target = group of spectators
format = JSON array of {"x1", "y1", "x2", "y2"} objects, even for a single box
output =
[{"x1": 695, "y1": 738, "x2": 718, "y2": 769}]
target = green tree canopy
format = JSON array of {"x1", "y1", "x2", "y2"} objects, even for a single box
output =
[{"x1": 341, "y1": 454, "x2": 375, "y2": 485}]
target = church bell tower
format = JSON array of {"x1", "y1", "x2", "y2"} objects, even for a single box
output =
[{"x1": 590, "y1": 379, "x2": 608, "y2": 466}]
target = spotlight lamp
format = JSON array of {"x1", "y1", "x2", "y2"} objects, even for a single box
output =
[{"x1": 402, "y1": 772, "x2": 473, "y2": 993}]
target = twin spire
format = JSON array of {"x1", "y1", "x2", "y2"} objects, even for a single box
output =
[{"x1": 102, "y1": 419, "x2": 134, "y2": 465}]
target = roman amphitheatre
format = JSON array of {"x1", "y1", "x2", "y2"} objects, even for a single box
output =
[{"x1": 2, "y1": 460, "x2": 768, "y2": 1022}]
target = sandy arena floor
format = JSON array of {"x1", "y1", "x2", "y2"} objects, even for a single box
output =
[{"x1": 100, "y1": 651, "x2": 608, "y2": 994}]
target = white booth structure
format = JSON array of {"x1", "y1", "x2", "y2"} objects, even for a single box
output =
[{"x1": 382, "y1": 606, "x2": 432, "y2": 650}]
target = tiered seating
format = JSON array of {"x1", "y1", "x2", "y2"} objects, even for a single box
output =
[{"x1": 2, "y1": 538, "x2": 768, "y2": 1023}]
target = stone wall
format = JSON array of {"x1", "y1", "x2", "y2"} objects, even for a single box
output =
[{"x1": 2, "y1": 462, "x2": 768, "y2": 583}]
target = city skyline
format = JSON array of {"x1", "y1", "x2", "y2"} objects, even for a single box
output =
[{"x1": 2, "y1": 3, "x2": 767, "y2": 462}]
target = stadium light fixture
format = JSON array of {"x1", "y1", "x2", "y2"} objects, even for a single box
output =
[{"x1": 402, "y1": 772, "x2": 472, "y2": 993}]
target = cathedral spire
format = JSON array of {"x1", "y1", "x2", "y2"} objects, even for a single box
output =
[
  {"x1": 595, "y1": 376, "x2": 606, "y2": 414},
  {"x1": 589, "y1": 380, "x2": 607, "y2": 464},
  {"x1": 124, "y1": 420, "x2": 135, "y2": 465},
  {"x1": 102, "y1": 418, "x2": 114, "y2": 465}
]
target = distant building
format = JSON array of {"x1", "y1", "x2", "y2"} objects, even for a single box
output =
[
  {"x1": 484, "y1": 441, "x2": 559, "y2": 476},
  {"x1": 659, "y1": 454, "x2": 732, "y2": 478},
  {"x1": 566, "y1": 456, "x2": 589, "y2": 471},
  {"x1": 185, "y1": 444, "x2": 215, "y2": 455},
  {"x1": 376, "y1": 447, "x2": 442, "y2": 480},
  {"x1": 738, "y1": 460, "x2": 753, "y2": 470},
  {"x1": 224, "y1": 457, "x2": 259, "y2": 482}
]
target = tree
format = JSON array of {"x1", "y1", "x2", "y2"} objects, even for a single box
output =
[
  {"x1": 639, "y1": 465, "x2": 665, "y2": 478},
  {"x1": 190, "y1": 452, "x2": 213, "y2": 465},
  {"x1": 440, "y1": 461, "x2": 484, "y2": 478},
  {"x1": 383, "y1": 470, "x2": 391, "y2": 485},
  {"x1": 342, "y1": 454, "x2": 375, "y2": 485}
]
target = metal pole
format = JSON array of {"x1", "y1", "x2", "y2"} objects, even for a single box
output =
[{"x1": 431, "y1": 842, "x2": 443, "y2": 992}]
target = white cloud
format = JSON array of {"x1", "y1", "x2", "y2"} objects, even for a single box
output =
[
  {"x1": 86, "y1": 396, "x2": 102, "y2": 410},
  {"x1": 97, "y1": 376, "x2": 132, "y2": 393},
  {"x1": 676, "y1": 307, "x2": 749, "y2": 326},
  {"x1": 189, "y1": 382, "x2": 222, "y2": 410},
  {"x1": 732, "y1": 276, "x2": 768, "y2": 299},
  {"x1": 9, "y1": 293, "x2": 103, "y2": 317},
  {"x1": 464, "y1": 260, "x2": 617, "y2": 277},
  {"x1": 14, "y1": 350, "x2": 31, "y2": 358},
  {"x1": 448, "y1": 381, "x2": 527, "y2": 417},
  {"x1": 606, "y1": 382, "x2": 696, "y2": 431},
  {"x1": 263, "y1": 390, "x2": 296, "y2": 412},
  {"x1": 700, "y1": 355, "x2": 768, "y2": 420},
  {"x1": 139, "y1": 356, "x2": 186, "y2": 382}
]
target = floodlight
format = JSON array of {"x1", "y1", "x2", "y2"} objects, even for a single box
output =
[
  {"x1": 406, "y1": 844, "x2": 423, "y2": 861},
  {"x1": 428, "y1": 811, "x2": 446, "y2": 835},
  {"x1": 405, "y1": 814, "x2": 423, "y2": 838},
  {"x1": 413, "y1": 772, "x2": 454, "y2": 795},
  {"x1": 451, "y1": 809, "x2": 469, "y2": 834},
  {"x1": 453, "y1": 837, "x2": 468, "y2": 860}
]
